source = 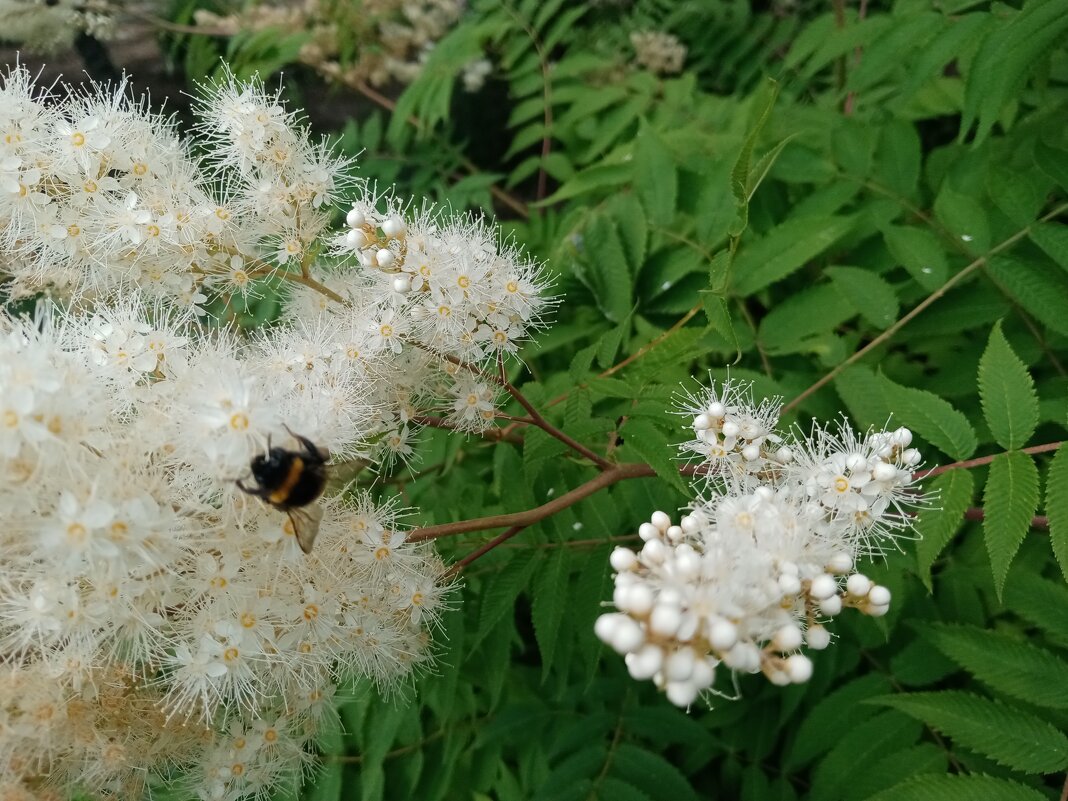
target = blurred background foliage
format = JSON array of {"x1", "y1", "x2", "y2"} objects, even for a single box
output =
[{"x1": 4, "y1": 0, "x2": 1068, "y2": 798}]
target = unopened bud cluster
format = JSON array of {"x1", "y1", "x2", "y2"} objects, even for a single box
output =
[
  {"x1": 630, "y1": 30, "x2": 688, "y2": 76},
  {"x1": 597, "y1": 379, "x2": 926, "y2": 707}
]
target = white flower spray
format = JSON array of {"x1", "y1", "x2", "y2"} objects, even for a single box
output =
[
  {"x1": 596, "y1": 378, "x2": 929, "y2": 708},
  {"x1": 0, "y1": 63, "x2": 551, "y2": 801}
]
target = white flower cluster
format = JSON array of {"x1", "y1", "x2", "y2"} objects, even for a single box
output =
[
  {"x1": 0, "y1": 0, "x2": 119, "y2": 54},
  {"x1": 0, "y1": 306, "x2": 448, "y2": 801},
  {"x1": 194, "y1": 0, "x2": 465, "y2": 89},
  {"x1": 0, "y1": 65, "x2": 551, "y2": 452},
  {"x1": 596, "y1": 379, "x2": 925, "y2": 708},
  {"x1": 630, "y1": 30, "x2": 687, "y2": 76}
]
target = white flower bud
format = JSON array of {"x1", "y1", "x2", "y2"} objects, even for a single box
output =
[
  {"x1": 594, "y1": 613, "x2": 620, "y2": 645},
  {"x1": 707, "y1": 402, "x2": 725, "y2": 417},
  {"x1": 893, "y1": 427, "x2": 912, "y2": 447},
  {"x1": 344, "y1": 228, "x2": 367, "y2": 248},
  {"x1": 665, "y1": 680, "x2": 699, "y2": 707},
  {"x1": 709, "y1": 619, "x2": 737, "y2": 651},
  {"x1": 693, "y1": 414, "x2": 711, "y2": 431},
  {"x1": 741, "y1": 444, "x2": 761, "y2": 461},
  {"x1": 676, "y1": 611, "x2": 699, "y2": 642},
  {"x1": 638, "y1": 522, "x2": 660, "y2": 542},
  {"x1": 903, "y1": 448, "x2": 921, "y2": 466},
  {"x1": 392, "y1": 274, "x2": 411, "y2": 293},
  {"x1": 606, "y1": 615, "x2": 644, "y2": 654},
  {"x1": 819, "y1": 594, "x2": 843, "y2": 616},
  {"x1": 641, "y1": 539, "x2": 667, "y2": 564},
  {"x1": 868, "y1": 585, "x2": 891, "y2": 606},
  {"x1": 826, "y1": 553, "x2": 853, "y2": 574},
  {"x1": 846, "y1": 573, "x2": 872, "y2": 597},
  {"x1": 786, "y1": 654, "x2": 813, "y2": 683},
  {"x1": 806, "y1": 625, "x2": 831, "y2": 650},
  {"x1": 721, "y1": 421, "x2": 740, "y2": 438},
  {"x1": 649, "y1": 604, "x2": 682, "y2": 638},
  {"x1": 680, "y1": 514, "x2": 700, "y2": 534},
  {"x1": 866, "y1": 602, "x2": 890, "y2": 617},
  {"x1": 345, "y1": 207, "x2": 365, "y2": 228},
  {"x1": 778, "y1": 573, "x2": 802, "y2": 596},
  {"x1": 775, "y1": 446, "x2": 794, "y2": 463},
  {"x1": 772, "y1": 624, "x2": 803, "y2": 652},
  {"x1": 767, "y1": 668, "x2": 792, "y2": 686},
  {"x1": 809, "y1": 574, "x2": 837, "y2": 600},
  {"x1": 724, "y1": 641, "x2": 761, "y2": 672},
  {"x1": 872, "y1": 462, "x2": 898, "y2": 482},
  {"x1": 846, "y1": 454, "x2": 868, "y2": 473},
  {"x1": 673, "y1": 549, "x2": 700, "y2": 581},
  {"x1": 650, "y1": 511, "x2": 671, "y2": 532},
  {"x1": 664, "y1": 647, "x2": 696, "y2": 682},
  {"x1": 691, "y1": 656, "x2": 716, "y2": 690},
  {"x1": 382, "y1": 216, "x2": 405, "y2": 238},
  {"x1": 610, "y1": 547, "x2": 638, "y2": 572},
  {"x1": 780, "y1": 561, "x2": 799, "y2": 576},
  {"x1": 621, "y1": 583, "x2": 654, "y2": 617},
  {"x1": 376, "y1": 248, "x2": 395, "y2": 268},
  {"x1": 625, "y1": 643, "x2": 664, "y2": 680},
  {"x1": 666, "y1": 525, "x2": 684, "y2": 543}
]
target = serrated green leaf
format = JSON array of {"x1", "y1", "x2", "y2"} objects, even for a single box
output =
[
  {"x1": 610, "y1": 744, "x2": 699, "y2": 801},
  {"x1": 475, "y1": 554, "x2": 539, "y2": 648},
  {"x1": 934, "y1": 185, "x2": 991, "y2": 253},
  {"x1": 834, "y1": 365, "x2": 892, "y2": 430},
  {"x1": 532, "y1": 546, "x2": 570, "y2": 679},
  {"x1": 847, "y1": 744, "x2": 946, "y2": 801},
  {"x1": 915, "y1": 469, "x2": 975, "y2": 590},
  {"x1": 1047, "y1": 444, "x2": 1068, "y2": 581},
  {"x1": 583, "y1": 213, "x2": 633, "y2": 323},
  {"x1": 1030, "y1": 222, "x2": 1068, "y2": 272},
  {"x1": 978, "y1": 321, "x2": 1038, "y2": 450},
  {"x1": 733, "y1": 215, "x2": 856, "y2": 295},
  {"x1": 962, "y1": 0, "x2": 1068, "y2": 145},
  {"x1": 809, "y1": 710, "x2": 922, "y2": 801},
  {"x1": 1004, "y1": 575, "x2": 1068, "y2": 645},
  {"x1": 593, "y1": 778, "x2": 653, "y2": 801},
  {"x1": 870, "y1": 691, "x2": 1068, "y2": 774},
  {"x1": 983, "y1": 450, "x2": 1040, "y2": 597},
  {"x1": 635, "y1": 122, "x2": 677, "y2": 227},
  {"x1": 925, "y1": 623, "x2": 1068, "y2": 708},
  {"x1": 702, "y1": 293, "x2": 740, "y2": 360},
  {"x1": 882, "y1": 226, "x2": 948, "y2": 291},
  {"x1": 786, "y1": 674, "x2": 893, "y2": 769},
  {"x1": 607, "y1": 193, "x2": 647, "y2": 275},
  {"x1": 826, "y1": 266, "x2": 899, "y2": 329},
  {"x1": 524, "y1": 427, "x2": 569, "y2": 482},
  {"x1": 986, "y1": 256, "x2": 1068, "y2": 338},
  {"x1": 619, "y1": 419, "x2": 689, "y2": 494},
  {"x1": 540, "y1": 163, "x2": 632, "y2": 204},
  {"x1": 569, "y1": 342, "x2": 599, "y2": 385},
  {"x1": 877, "y1": 374, "x2": 977, "y2": 460},
  {"x1": 866, "y1": 773, "x2": 1051, "y2": 801}
]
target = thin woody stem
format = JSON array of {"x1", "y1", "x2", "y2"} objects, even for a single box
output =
[
  {"x1": 443, "y1": 526, "x2": 526, "y2": 578},
  {"x1": 785, "y1": 202, "x2": 1068, "y2": 413},
  {"x1": 964, "y1": 507, "x2": 1048, "y2": 530},
  {"x1": 913, "y1": 442, "x2": 1061, "y2": 480}
]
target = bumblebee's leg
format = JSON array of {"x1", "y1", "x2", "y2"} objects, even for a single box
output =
[
  {"x1": 236, "y1": 479, "x2": 270, "y2": 500},
  {"x1": 284, "y1": 424, "x2": 330, "y2": 463}
]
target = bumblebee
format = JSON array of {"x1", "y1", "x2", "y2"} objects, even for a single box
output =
[{"x1": 238, "y1": 428, "x2": 329, "y2": 554}]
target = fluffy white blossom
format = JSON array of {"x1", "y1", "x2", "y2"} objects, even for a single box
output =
[{"x1": 598, "y1": 378, "x2": 928, "y2": 708}]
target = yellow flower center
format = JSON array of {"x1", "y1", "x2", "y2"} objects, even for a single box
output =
[
  {"x1": 240, "y1": 612, "x2": 256, "y2": 628},
  {"x1": 132, "y1": 162, "x2": 148, "y2": 176},
  {"x1": 303, "y1": 604, "x2": 319, "y2": 621},
  {"x1": 2, "y1": 410, "x2": 18, "y2": 428},
  {"x1": 264, "y1": 728, "x2": 278, "y2": 743},
  {"x1": 71, "y1": 132, "x2": 86, "y2": 147},
  {"x1": 506, "y1": 280, "x2": 519, "y2": 293},
  {"x1": 412, "y1": 592, "x2": 424, "y2": 607},
  {"x1": 67, "y1": 224, "x2": 81, "y2": 237},
  {"x1": 457, "y1": 275, "x2": 470, "y2": 289},
  {"x1": 109, "y1": 521, "x2": 128, "y2": 541},
  {"x1": 833, "y1": 476, "x2": 850, "y2": 494},
  {"x1": 229, "y1": 412, "x2": 249, "y2": 431},
  {"x1": 66, "y1": 522, "x2": 87, "y2": 543},
  {"x1": 146, "y1": 224, "x2": 160, "y2": 238},
  {"x1": 379, "y1": 324, "x2": 394, "y2": 338},
  {"x1": 438, "y1": 305, "x2": 450, "y2": 317},
  {"x1": 223, "y1": 647, "x2": 239, "y2": 664},
  {"x1": 374, "y1": 546, "x2": 390, "y2": 561},
  {"x1": 215, "y1": 207, "x2": 230, "y2": 221},
  {"x1": 83, "y1": 180, "x2": 97, "y2": 193}
]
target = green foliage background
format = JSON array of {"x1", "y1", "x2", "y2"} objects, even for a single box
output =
[{"x1": 158, "y1": 0, "x2": 1068, "y2": 798}]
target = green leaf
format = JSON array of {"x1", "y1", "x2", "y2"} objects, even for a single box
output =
[
  {"x1": 733, "y1": 215, "x2": 857, "y2": 295},
  {"x1": 583, "y1": 213, "x2": 633, "y2": 323},
  {"x1": 983, "y1": 450, "x2": 1040, "y2": 597},
  {"x1": 1047, "y1": 444, "x2": 1068, "y2": 582},
  {"x1": 986, "y1": 256, "x2": 1068, "y2": 338},
  {"x1": 871, "y1": 691, "x2": 1068, "y2": 774},
  {"x1": 933, "y1": 185, "x2": 990, "y2": 253},
  {"x1": 619, "y1": 419, "x2": 688, "y2": 495},
  {"x1": 610, "y1": 744, "x2": 699, "y2": 801},
  {"x1": 1029, "y1": 222, "x2": 1068, "y2": 271},
  {"x1": 608, "y1": 193, "x2": 647, "y2": 275},
  {"x1": 785, "y1": 674, "x2": 893, "y2": 769},
  {"x1": 635, "y1": 122, "x2": 677, "y2": 227},
  {"x1": 877, "y1": 374, "x2": 977, "y2": 460},
  {"x1": 532, "y1": 546, "x2": 570, "y2": 679},
  {"x1": 475, "y1": 554, "x2": 538, "y2": 648},
  {"x1": 809, "y1": 710, "x2": 922, "y2": 801},
  {"x1": 834, "y1": 365, "x2": 892, "y2": 430},
  {"x1": 866, "y1": 773, "x2": 1051, "y2": 801},
  {"x1": 541, "y1": 163, "x2": 632, "y2": 204},
  {"x1": 524, "y1": 427, "x2": 569, "y2": 482},
  {"x1": 732, "y1": 79, "x2": 780, "y2": 206},
  {"x1": 978, "y1": 321, "x2": 1039, "y2": 450},
  {"x1": 925, "y1": 623, "x2": 1068, "y2": 709},
  {"x1": 961, "y1": 0, "x2": 1068, "y2": 144},
  {"x1": 1004, "y1": 575, "x2": 1068, "y2": 644},
  {"x1": 914, "y1": 469, "x2": 975, "y2": 590},
  {"x1": 882, "y1": 226, "x2": 948, "y2": 291},
  {"x1": 702, "y1": 293, "x2": 741, "y2": 360},
  {"x1": 826, "y1": 266, "x2": 899, "y2": 329},
  {"x1": 593, "y1": 779, "x2": 653, "y2": 801}
]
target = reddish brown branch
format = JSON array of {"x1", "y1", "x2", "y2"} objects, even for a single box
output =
[
  {"x1": 913, "y1": 442, "x2": 1062, "y2": 480},
  {"x1": 443, "y1": 526, "x2": 526, "y2": 578},
  {"x1": 964, "y1": 507, "x2": 1049, "y2": 530}
]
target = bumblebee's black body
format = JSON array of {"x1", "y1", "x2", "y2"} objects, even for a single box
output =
[{"x1": 238, "y1": 430, "x2": 329, "y2": 553}]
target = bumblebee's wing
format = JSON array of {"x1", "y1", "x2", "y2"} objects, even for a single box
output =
[
  {"x1": 288, "y1": 503, "x2": 324, "y2": 554},
  {"x1": 325, "y1": 457, "x2": 370, "y2": 495}
]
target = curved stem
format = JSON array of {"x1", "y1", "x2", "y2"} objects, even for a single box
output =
[{"x1": 913, "y1": 442, "x2": 1061, "y2": 480}]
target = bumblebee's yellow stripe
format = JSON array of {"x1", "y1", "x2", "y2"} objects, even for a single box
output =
[{"x1": 269, "y1": 456, "x2": 304, "y2": 504}]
